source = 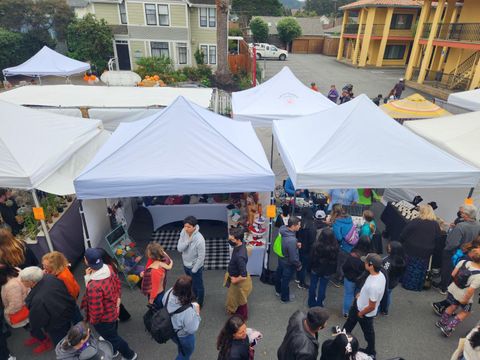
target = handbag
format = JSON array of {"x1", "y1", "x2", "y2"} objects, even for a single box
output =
[{"x1": 9, "y1": 305, "x2": 29, "y2": 325}]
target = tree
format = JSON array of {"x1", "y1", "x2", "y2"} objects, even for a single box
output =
[
  {"x1": 249, "y1": 17, "x2": 269, "y2": 43},
  {"x1": 305, "y1": 0, "x2": 354, "y2": 16},
  {"x1": 215, "y1": 0, "x2": 232, "y2": 87},
  {"x1": 66, "y1": 14, "x2": 113, "y2": 73},
  {"x1": 277, "y1": 17, "x2": 302, "y2": 51},
  {"x1": 232, "y1": 0, "x2": 283, "y2": 28}
]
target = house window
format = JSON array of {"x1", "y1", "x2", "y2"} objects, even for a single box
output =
[
  {"x1": 384, "y1": 45, "x2": 406, "y2": 60},
  {"x1": 145, "y1": 4, "x2": 157, "y2": 25},
  {"x1": 200, "y1": 7, "x2": 215, "y2": 28},
  {"x1": 151, "y1": 42, "x2": 169, "y2": 58},
  {"x1": 158, "y1": 5, "x2": 169, "y2": 26},
  {"x1": 390, "y1": 14, "x2": 414, "y2": 30},
  {"x1": 119, "y1": 1, "x2": 127, "y2": 24},
  {"x1": 208, "y1": 8, "x2": 216, "y2": 27},
  {"x1": 200, "y1": 45, "x2": 208, "y2": 64},
  {"x1": 208, "y1": 45, "x2": 216, "y2": 64},
  {"x1": 177, "y1": 43, "x2": 187, "y2": 64}
]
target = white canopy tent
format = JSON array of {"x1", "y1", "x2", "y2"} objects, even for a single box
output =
[
  {"x1": 232, "y1": 66, "x2": 336, "y2": 127},
  {"x1": 2, "y1": 46, "x2": 90, "y2": 78},
  {"x1": 273, "y1": 94, "x2": 480, "y2": 190},
  {"x1": 448, "y1": 89, "x2": 480, "y2": 111},
  {"x1": 74, "y1": 96, "x2": 275, "y2": 199}
]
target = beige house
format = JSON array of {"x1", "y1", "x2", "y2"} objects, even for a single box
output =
[{"x1": 71, "y1": 0, "x2": 217, "y2": 70}]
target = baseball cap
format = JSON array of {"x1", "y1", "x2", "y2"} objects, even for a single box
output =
[
  {"x1": 360, "y1": 253, "x2": 382, "y2": 268},
  {"x1": 315, "y1": 210, "x2": 326, "y2": 220},
  {"x1": 84, "y1": 248, "x2": 104, "y2": 270}
]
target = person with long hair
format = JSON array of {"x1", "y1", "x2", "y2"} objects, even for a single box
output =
[
  {"x1": 0, "y1": 228, "x2": 38, "y2": 269},
  {"x1": 0, "y1": 264, "x2": 29, "y2": 328},
  {"x1": 296, "y1": 208, "x2": 317, "y2": 290},
  {"x1": 341, "y1": 236, "x2": 372, "y2": 318},
  {"x1": 141, "y1": 243, "x2": 172, "y2": 309},
  {"x1": 399, "y1": 204, "x2": 441, "y2": 291},
  {"x1": 379, "y1": 241, "x2": 406, "y2": 315},
  {"x1": 42, "y1": 251, "x2": 82, "y2": 323},
  {"x1": 331, "y1": 207, "x2": 355, "y2": 288},
  {"x1": 216, "y1": 315, "x2": 250, "y2": 360},
  {"x1": 163, "y1": 275, "x2": 201, "y2": 360},
  {"x1": 308, "y1": 228, "x2": 339, "y2": 307},
  {"x1": 55, "y1": 321, "x2": 114, "y2": 360},
  {"x1": 321, "y1": 329, "x2": 373, "y2": 360}
]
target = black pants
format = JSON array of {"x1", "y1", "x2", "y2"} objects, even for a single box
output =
[
  {"x1": 439, "y1": 249, "x2": 454, "y2": 291},
  {"x1": 343, "y1": 300, "x2": 376, "y2": 356},
  {"x1": 0, "y1": 311, "x2": 10, "y2": 360},
  {"x1": 94, "y1": 321, "x2": 135, "y2": 359}
]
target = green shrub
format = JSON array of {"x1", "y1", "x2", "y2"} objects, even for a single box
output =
[
  {"x1": 194, "y1": 48, "x2": 205, "y2": 65},
  {"x1": 135, "y1": 56, "x2": 174, "y2": 79},
  {"x1": 182, "y1": 66, "x2": 201, "y2": 81}
]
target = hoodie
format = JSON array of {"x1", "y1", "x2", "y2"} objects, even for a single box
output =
[
  {"x1": 177, "y1": 225, "x2": 206, "y2": 273},
  {"x1": 55, "y1": 335, "x2": 114, "y2": 360},
  {"x1": 333, "y1": 217, "x2": 355, "y2": 253},
  {"x1": 279, "y1": 225, "x2": 301, "y2": 268},
  {"x1": 163, "y1": 288, "x2": 201, "y2": 338}
]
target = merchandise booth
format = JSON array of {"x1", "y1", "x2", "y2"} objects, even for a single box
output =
[
  {"x1": 272, "y1": 95, "x2": 480, "y2": 255},
  {"x1": 0, "y1": 100, "x2": 108, "y2": 264},
  {"x1": 2, "y1": 46, "x2": 90, "y2": 83},
  {"x1": 232, "y1": 66, "x2": 336, "y2": 180},
  {"x1": 74, "y1": 96, "x2": 275, "y2": 277},
  {"x1": 0, "y1": 85, "x2": 213, "y2": 131}
]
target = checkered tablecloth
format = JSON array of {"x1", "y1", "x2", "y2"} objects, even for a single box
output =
[{"x1": 151, "y1": 229, "x2": 229, "y2": 270}]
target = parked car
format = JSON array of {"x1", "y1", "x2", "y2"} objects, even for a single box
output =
[{"x1": 249, "y1": 43, "x2": 288, "y2": 61}]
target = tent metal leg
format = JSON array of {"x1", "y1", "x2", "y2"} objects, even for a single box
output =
[
  {"x1": 31, "y1": 190, "x2": 54, "y2": 252},
  {"x1": 78, "y1": 200, "x2": 91, "y2": 248},
  {"x1": 468, "y1": 187, "x2": 474, "y2": 199}
]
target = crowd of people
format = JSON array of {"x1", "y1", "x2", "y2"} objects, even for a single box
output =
[{"x1": 2, "y1": 193, "x2": 480, "y2": 360}]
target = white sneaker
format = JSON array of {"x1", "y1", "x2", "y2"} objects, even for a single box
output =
[{"x1": 8, "y1": 355, "x2": 16, "y2": 360}]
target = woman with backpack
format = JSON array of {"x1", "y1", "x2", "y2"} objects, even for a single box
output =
[
  {"x1": 331, "y1": 207, "x2": 357, "y2": 287},
  {"x1": 308, "y1": 228, "x2": 338, "y2": 307},
  {"x1": 342, "y1": 236, "x2": 372, "y2": 318},
  {"x1": 399, "y1": 204, "x2": 441, "y2": 291},
  {"x1": 163, "y1": 275, "x2": 201, "y2": 360},
  {"x1": 379, "y1": 241, "x2": 406, "y2": 315},
  {"x1": 436, "y1": 249, "x2": 480, "y2": 337},
  {"x1": 141, "y1": 243, "x2": 173, "y2": 309}
]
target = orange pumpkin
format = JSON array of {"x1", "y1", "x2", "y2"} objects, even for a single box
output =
[
  {"x1": 83, "y1": 75, "x2": 89, "y2": 81},
  {"x1": 153, "y1": 75, "x2": 160, "y2": 81},
  {"x1": 89, "y1": 75, "x2": 96, "y2": 81}
]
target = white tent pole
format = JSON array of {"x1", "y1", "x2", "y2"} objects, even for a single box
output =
[
  {"x1": 31, "y1": 190, "x2": 54, "y2": 252},
  {"x1": 38, "y1": 76, "x2": 42, "y2": 85}
]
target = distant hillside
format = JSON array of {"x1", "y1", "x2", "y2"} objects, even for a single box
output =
[{"x1": 280, "y1": 0, "x2": 303, "y2": 9}]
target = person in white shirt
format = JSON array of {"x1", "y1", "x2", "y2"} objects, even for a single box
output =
[{"x1": 343, "y1": 253, "x2": 386, "y2": 359}]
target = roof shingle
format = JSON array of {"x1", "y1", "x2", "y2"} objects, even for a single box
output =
[{"x1": 340, "y1": 0, "x2": 422, "y2": 10}]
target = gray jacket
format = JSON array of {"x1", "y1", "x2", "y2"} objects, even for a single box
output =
[
  {"x1": 445, "y1": 220, "x2": 480, "y2": 251},
  {"x1": 55, "y1": 335, "x2": 114, "y2": 360},
  {"x1": 163, "y1": 288, "x2": 201, "y2": 338},
  {"x1": 279, "y1": 225, "x2": 301, "y2": 268},
  {"x1": 177, "y1": 225, "x2": 205, "y2": 273}
]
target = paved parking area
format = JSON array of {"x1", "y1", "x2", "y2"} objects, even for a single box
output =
[{"x1": 261, "y1": 54, "x2": 417, "y2": 100}]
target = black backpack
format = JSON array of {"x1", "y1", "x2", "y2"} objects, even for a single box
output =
[
  {"x1": 454, "y1": 261, "x2": 480, "y2": 289},
  {"x1": 144, "y1": 290, "x2": 191, "y2": 344}
]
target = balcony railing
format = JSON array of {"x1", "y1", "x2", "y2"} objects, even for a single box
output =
[
  {"x1": 421, "y1": 23, "x2": 480, "y2": 42},
  {"x1": 344, "y1": 24, "x2": 359, "y2": 34},
  {"x1": 411, "y1": 67, "x2": 472, "y2": 91}
]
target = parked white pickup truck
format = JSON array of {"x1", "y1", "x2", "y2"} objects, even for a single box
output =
[{"x1": 250, "y1": 43, "x2": 288, "y2": 61}]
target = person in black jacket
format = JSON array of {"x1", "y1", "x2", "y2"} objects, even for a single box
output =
[
  {"x1": 217, "y1": 315, "x2": 251, "y2": 360},
  {"x1": 19, "y1": 267, "x2": 75, "y2": 354},
  {"x1": 341, "y1": 236, "x2": 371, "y2": 317},
  {"x1": 277, "y1": 308, "x2": 329, "y2": 360},
  {"x1": 399, "y1": 204, "x2": 441, "y2": 291},
  {"x1": 379, "y1": 241, "x2": 406, "y2": 315},
  {"x1": 296, "y1": 208, "x2": 317, "y2": 290},
  {"x1": 0, "y1": 189, "x2": 22, "y2": 236},
  {"x1": 308, "y1": 228, "x2": 338, "y2": 307}
]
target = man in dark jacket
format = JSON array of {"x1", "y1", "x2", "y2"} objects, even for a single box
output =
[
  {"x1": 277, "y1": 307, "x2": 329, "y2": 360},
  {"x1": 275, "y1": 216, "x2": 302, "y2": 303},
  {"x1": 19, "y1": 266, "x2": 75, "y2": 354}
]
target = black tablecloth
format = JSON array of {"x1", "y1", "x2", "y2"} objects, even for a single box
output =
[{"x1": 28, "y1": 200, "x2": 85, "y2": 265}]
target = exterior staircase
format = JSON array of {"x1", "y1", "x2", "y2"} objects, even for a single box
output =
[{"x1": 446, "y1": 51, "x2": 479, "y2": 90}]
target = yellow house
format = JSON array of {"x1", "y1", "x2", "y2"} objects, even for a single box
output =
[
  {"x1": 71, "y1": 0, "x2": 217, "y2": 70},
  {"x1": 405, "y1": 0, "x2": 480, "y2": 91},
  {"x1": 337, "y1": 0, "x2": 422, "y2": 68}
]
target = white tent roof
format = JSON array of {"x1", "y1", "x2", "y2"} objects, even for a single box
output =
[
  {"x1": 273, "y1": 94, "x2": 480, "y2": 189},
  {"x1": 448, "y1": 89, "x2": 480, "y2": 111},
  {"x1": 405, "y1": 111, "x2": 480, "y2": 169},
  {"x1": 0, "y1": 84, "x2": 213, "y2": 109},
  {"x1": 74, "y1": 96, "x2": 275, "y2": 199},
  {"x1": 232, "y1": 66, "x2": 336, "y2": 126},
  {"x1": 2, "y1": 46, "x2": 90, "y2": 77},
  {"x1": 0, "y1": 100, "x2": 105, "y2": 193}
]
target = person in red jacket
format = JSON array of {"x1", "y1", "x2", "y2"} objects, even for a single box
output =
[{"x1": 81, "y1": 248, "x2": 137, "y2": 360}]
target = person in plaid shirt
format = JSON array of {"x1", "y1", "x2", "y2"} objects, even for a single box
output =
[{"x1": 81, "y1": 248, "x2": 137, "y2": 360}]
